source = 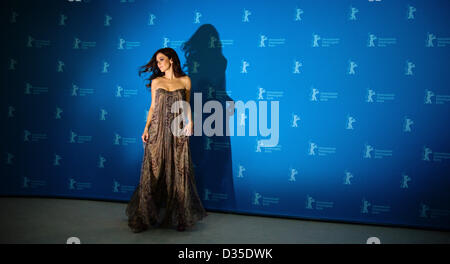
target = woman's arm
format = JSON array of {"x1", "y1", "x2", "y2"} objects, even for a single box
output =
[
  {"x1": 145, "y1": 79, "x2": 158, "y2": 130},
  {"x1": 184, "y1": 76, "x2": 193, "y2": 125}
]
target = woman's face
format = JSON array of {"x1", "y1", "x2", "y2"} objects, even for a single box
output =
[{"x1": 156, "y1": 53, "x2": 172, "y2": 72}]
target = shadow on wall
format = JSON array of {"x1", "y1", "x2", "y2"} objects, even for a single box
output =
[{"x1": 180, "y1": 24, "x2": 237, "y2": 210}]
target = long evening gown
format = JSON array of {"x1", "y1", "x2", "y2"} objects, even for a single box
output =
[{"x1": 125, "y1": 87, "x2": 208, "y2": 232}]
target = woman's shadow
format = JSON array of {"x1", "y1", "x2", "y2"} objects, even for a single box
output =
[{"x1": 180, "y1": 24, "x2": 237, "y2": 211}]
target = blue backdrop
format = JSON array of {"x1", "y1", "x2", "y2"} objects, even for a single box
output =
[{"x1": 1, "y1": 0, "x2": 449, "y2": 231}]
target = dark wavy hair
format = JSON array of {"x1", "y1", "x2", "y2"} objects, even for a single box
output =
[{"x1": 138, "y1": 47, "x2": 187, "y2": 92}]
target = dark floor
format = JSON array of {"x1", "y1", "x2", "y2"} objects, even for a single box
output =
[{"x1": 0, "y1": 197, "x2": 449, "y2": 244}]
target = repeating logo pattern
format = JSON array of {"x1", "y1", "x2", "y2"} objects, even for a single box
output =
[{"x1": 3, "y1": 1, "x2": 449, "y2": 230}]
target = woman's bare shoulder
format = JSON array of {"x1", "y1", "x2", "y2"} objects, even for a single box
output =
[
  {"x1": 150, "y1": 77, "x2": 161, "y2": 89},
  {"x1": 182, "y1": 75, "x2": 191, "y2": 83},
  {"x1": 153, "y1": 77, "x2": 162, "y2": 85}
]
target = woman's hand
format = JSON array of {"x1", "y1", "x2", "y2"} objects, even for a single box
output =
[
  {"x1": 182, "y1": 122, "x2": 193, "y2": 136},
  {"x1": 142, "y1": 129, "x2": 149, "y2": 143}
]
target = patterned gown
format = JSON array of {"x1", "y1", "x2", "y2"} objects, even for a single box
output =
[{"x1": 125, "y1": 87, "x2": 208, "y2": 232}]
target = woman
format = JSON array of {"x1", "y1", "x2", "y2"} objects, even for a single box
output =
[{"x1": 125, "y1": 47, "x2": 208, "y2": 232}]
